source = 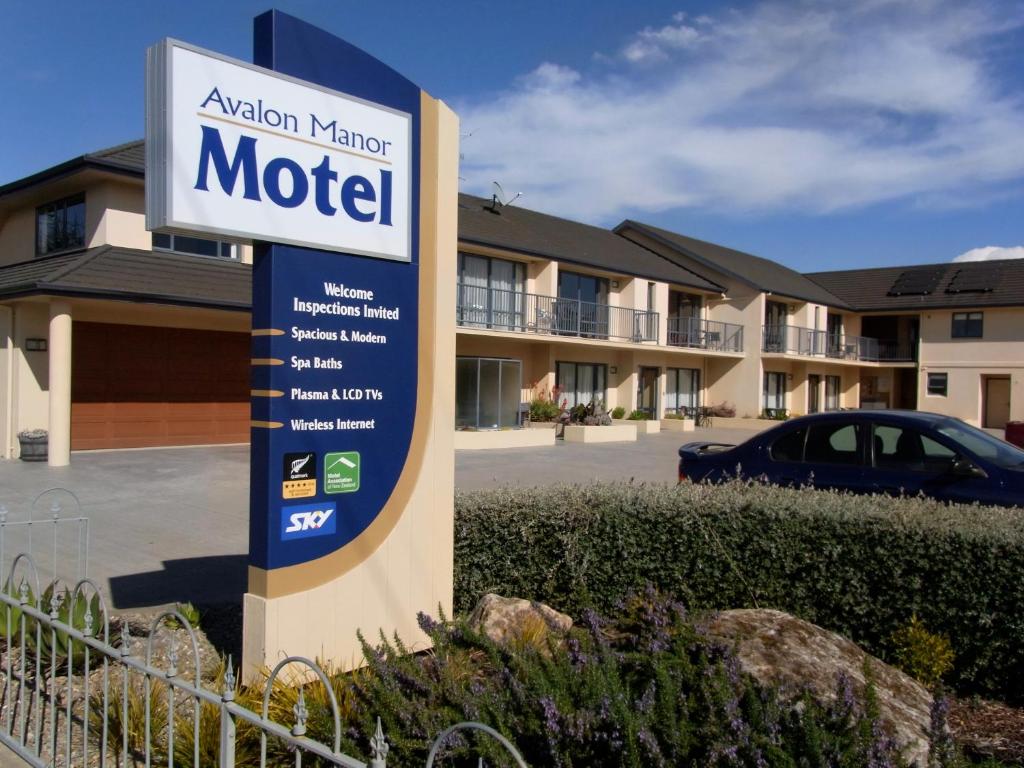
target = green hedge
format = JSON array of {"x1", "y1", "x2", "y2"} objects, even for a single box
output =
[{"x1": 453, "y1": 482, "x2": 1024, "y2": 702}]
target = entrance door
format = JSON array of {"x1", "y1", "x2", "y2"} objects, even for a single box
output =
[
  {"x1": 808, "y1": 374, "x2": 821, "y2": 413},
  {"x1": 637, "y1": 367, "x2": 659, "y2": 418},
  {"x1": 984, "y1": 377, "x2": 1011, "y2": 429}
]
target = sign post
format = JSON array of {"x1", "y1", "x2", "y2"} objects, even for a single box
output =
[{"x1": 146, "y1": 10, "x2": 457, "y2": 677}]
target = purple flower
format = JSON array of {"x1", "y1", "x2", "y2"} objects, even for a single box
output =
[
  {"x1": 540, "y1": 695, "x2": 561, "y2": 735},
  {"x1": 416, "y1": 611, "x2": 439, "y2": 635}
]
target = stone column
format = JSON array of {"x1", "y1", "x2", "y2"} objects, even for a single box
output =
[{"x1": 48, "y1": 302, "x2": 72, "y2": 467}]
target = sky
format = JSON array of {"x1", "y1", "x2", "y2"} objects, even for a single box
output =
[{"x1": 1, "y1": 0, "x2": 1023, "y2": 272}]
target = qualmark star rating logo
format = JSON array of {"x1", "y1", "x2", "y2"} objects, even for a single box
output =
[
  {"x1": 282, "y1": 451, "x2": 317, "y2": 499},
  {"x1": 324, "y1": 451, "x2": 360, "y2": 494}
]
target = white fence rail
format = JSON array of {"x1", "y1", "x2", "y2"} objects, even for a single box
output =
[{"x1": 0, "y1": 550, "x2": 527, "y2": 767}]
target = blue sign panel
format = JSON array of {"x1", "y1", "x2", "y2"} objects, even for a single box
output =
[
  {"x1": 248, "y1": 11, "x2": 422, "y2": 572},
  {"x1": 281, "y1": 501, "x2": 337, "y2": 541}
]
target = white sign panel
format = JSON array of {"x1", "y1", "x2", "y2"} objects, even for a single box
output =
[{"x1": 146, "y1": 40, "x2": 412, "y2": 261}]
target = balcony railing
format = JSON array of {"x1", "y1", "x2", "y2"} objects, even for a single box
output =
[
  {"x1": 667, "y1": 317, "x2": 744, "y2": 353},
  {"x1": 761, "y1": 324, "x2": 915, "y2": 362},
  {"x1": 457, "y1": 284, "x2": 659, "y2": 343}
]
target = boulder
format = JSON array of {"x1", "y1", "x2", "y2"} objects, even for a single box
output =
[
  {"x1": 706, "y1": 609, "x2": 933, "y2": 767},
  {"x1": 468, "y1": 594, "x2": 573, "y2": 647}
]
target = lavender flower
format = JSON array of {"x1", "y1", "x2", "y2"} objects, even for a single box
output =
[{"x1": 416, "y1": 611, "x2": 439, "y2": 635}]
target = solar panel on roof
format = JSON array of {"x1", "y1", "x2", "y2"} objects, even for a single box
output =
[
  {"x1": 887, "y1": 266, "x2": 947, "y2": 296},
  {"x1": 946, "y1": 267, "x2": 1000, "y2": 294}
]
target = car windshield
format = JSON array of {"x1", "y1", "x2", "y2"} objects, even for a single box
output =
[{"x1": 936, "y1": 419, "x2": 1024, "y2": 470}]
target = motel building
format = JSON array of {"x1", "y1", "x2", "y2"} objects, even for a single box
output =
[{"x1": 1, "y1": 140, "x2": 1023, "y2": 462}]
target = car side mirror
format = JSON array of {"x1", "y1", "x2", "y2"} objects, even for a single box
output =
[{"x1": 951, "y1": 457, "x2": 987, "y2": 480}]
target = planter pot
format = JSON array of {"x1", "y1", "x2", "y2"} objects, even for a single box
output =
[
  {"x1": 563, "y1": 424, "x2": 637, "y2": 443},
  {"x1": 18, "y1": 435, "x2": 48, "y2": 462},
  {"x1": 709, "y1": 416, "x2": 774, "y2": 432},
  {"x1": 612, "y1": 419, "x2": 661, "y2": 435},
  {"x1": 454, "y1": 428, "x2": 556, "y2": 450},
  {"x1": 661, "y1": 418, "x2": 695, "y2": 432},
  {"x1": 527, "y1": 421, "x2": 558, "y2": 429}
]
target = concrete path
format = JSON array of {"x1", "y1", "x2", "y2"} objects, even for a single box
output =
[{"x1": 0, "y1": 425, "x2": 764, "y2": 611}]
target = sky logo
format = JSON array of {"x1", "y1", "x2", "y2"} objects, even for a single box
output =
[{"x1": 281, "y1": 502, "x2": 337, "y2": 541}]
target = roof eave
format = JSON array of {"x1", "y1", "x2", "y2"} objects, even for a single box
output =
[
  {"x1": 0, "y1": 284, "x2": 251, "y2": 312},
  {"x1": 457, "y1": 235, "x2": 720, "y2": 292},
  {"x1": 616, "y1": 220, "x2": 761, "y2": 293},
  {"x1": 0, "y1": 157, "x2": 144, "y2": 199},
  {"x1": 617, "y1": 220, "x2": 851, "y2": 310}
]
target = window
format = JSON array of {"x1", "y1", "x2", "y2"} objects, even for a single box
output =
[
  {"x1": 152, "y1": 232, "x2": 236, "y2": 259},
  {"x1": 927, "y1": 372, "x2": 948, "y2": 397},
  {"x1": 666, "y1": 368, "x2": 700, "y2": 415},
  {"x1": 770, "y1": 427, "x2": 807, "y2": 462},
  {"x1": 36, "y1": 194, "x2": 85, "y2": 254},
  {"x1": 805, "y1": 422, "x2": 862, "y2": 465},
  {"x1": 763, "y1": 372, "x2": 786, "y2": 411},
  {"x1": 825, "y1": 375, "x2": 841, "y2": 410},
  {"x1": 456, "y1": 253, "x2": 526, "y2": 330},
  {"x1": 555, "y1": 361, "x2": 607, "y2": 409},
  {"x1": 951, "y1": 312, "x2": 983, "y2": 338},
  {"x1": 455, "y1": 357, "x2": 522, "y2": 429},
  {"x1": 872, "y1": 424, "x2": 955, "y2": 473},
  {"x1": 936, "y1": 419, "x2": 1024, "y2": 470}
]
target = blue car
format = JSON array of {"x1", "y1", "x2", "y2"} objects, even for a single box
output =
[{"x1": 678, "y1": 410, "x2": 1024, "y2": 507}]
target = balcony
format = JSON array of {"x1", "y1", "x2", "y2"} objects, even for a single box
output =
[
  {"x1": 457, "y1": 284, "x2": 659, "y2": 343},
  {"x1": 667, "y1": 317, "x2": 744, "y2": 353},
  {"x1": 761, "y1": 325, "x2": 915, "y2": 362}
]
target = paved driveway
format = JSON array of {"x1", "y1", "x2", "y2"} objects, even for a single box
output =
[{"x1": 0, "y1": 425, "x2": 764, "y2": 611}]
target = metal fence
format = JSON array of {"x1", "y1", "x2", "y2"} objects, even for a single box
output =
[
  {"x1": 0, "y1": 489, "x2": 89, "y2": 590},
  {"x1": 457, "y1": 283, "x2": 659, "y2": 343},
  {"x1": 0, "y1": 551, "x2": 527, "y2": 767},
  {"x1": 761, "y1": 325, "x2": 915, "y2": 362},
  {"x1": 666, "y1": 317, "x2": 744, "y2": 353}
]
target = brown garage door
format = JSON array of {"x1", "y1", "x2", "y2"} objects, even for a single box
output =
[{"x1": 72, "y1": 322, "x2": 250, "y2": 450}]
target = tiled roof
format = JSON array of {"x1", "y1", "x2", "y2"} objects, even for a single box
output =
[
  {"x1": 806, "y1": 259, "x2": 1024, "y2": 311},
  {"x1": 616, "y1": 220, "x2": 849, "y2": 308},
  {"x1": 459, "y1": 195, "x2": 723, "y2": 291},
  {"x1": 88, "y1": 140, "x2": 146, "y2": 172},
  {"x1": 0, "y1": 246, "x2": 251, "y2": 310}
]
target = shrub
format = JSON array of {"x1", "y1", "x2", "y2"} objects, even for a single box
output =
[
  {"x1": 890, "y1": 615, "x2": 955, "y2": 690},
  {"x1": 663, "y1": 412, "x2": 686, "y2": 420},
  {"x1": 610, "y1": 406, "x2": 626, "y2": 419},
  {"x1": 245, "y1": 592, "x2": 907, "y2": 768},
  {"x1": 453, "y1": 481, "x2": 1024, "y2": 702},
  {"x1": 711, "y1": 401, "x2": 736, "y2": 417},
  {"x1": 626, "y1": 410, "x2": 649, "y2": 421},
  {"x1": 529, "y1": 393, "x2": 562, "y2": 422}
]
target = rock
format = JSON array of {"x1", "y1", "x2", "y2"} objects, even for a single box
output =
[
  {"x1": 468, "y1": 594, "x2": 573, "y2": 647},
  {"x1": 706, "y1": 609, "x2": 933, "y2": 767}
]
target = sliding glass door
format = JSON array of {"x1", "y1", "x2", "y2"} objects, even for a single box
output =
[
  {"x1": 455, "y1": 357, "x2": 522, "y2": 428},
  {"x1": 555, "y1": 361, "x2": 608, "y2": 409},
  {"x1": 556, "y1": 272, "x2": 609, "y2": 338},
  {"x1": 763, "y1": 371, "x2": 786, "y2": 412},
  {"x1": 666, "y1": 368, "x2": 701, "y2": 415}
]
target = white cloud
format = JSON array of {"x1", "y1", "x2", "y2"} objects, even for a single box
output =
[
  {"x1": 456, "y1": 1, "x2": 1024, "y2": 223},
  {"x1": 622, "y1": 13, "x2": 704, "y2": 63},
  {"x1": 954, "y1": 245, "x2": 1024, "y2": 261}
]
